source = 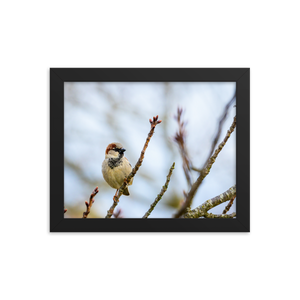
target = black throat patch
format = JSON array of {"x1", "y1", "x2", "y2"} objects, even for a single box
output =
[{"x1": 108, "y1": 154, "x2": 123, "y2": 169}]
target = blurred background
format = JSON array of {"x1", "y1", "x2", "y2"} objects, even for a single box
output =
[{"x1": 64, "y1": 82, "x2": 236, "y2": 218}]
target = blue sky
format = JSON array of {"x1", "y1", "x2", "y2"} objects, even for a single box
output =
[{"x1": 64, "y1": 82, "x2": 236, "y2": 218}]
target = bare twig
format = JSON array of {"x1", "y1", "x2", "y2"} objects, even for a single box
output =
[
  {"x1": 203, "y1": 91, "x2": 236, "y2": 168},
  {"x1": 173, "y1": 108, "x2": 192, "y2": 188},
  {"x1": 113, "y1": 208, "x2": 123, "y2": 218},
  {"x1": 183, "y1": 185, "x2": 236, "y2": 218},
  {"x1": 83, "y1": 186, "x2": 99, "y2": 218},
  {"x1": 106, "y1": 195, "x2": 119, "y2": 219},
  {"x1": 222, "y1": 195, "x2": 236, "y2": 214},
  {"x1": 143, "y1": 162, "x2": 175, "y2": 218},
  {"x1": 204, "y1": 116, "x2": 236, "y2": 176},
  {"x1": 191, "y1": 166, "x2": 201, "y2": 172},
  {"x1": 174, "y1": 114, "x2": 236, "y2": 218},
  {"x1": 105, "y1": 115, "x2": 162, "y2": 218}
]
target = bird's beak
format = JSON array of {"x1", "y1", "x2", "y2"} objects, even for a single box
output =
[{"x1": 120, "y1": 148, "x2": 126, "y2": 153}]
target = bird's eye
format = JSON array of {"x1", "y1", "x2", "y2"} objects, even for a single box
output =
[{"x1": 113, "y1": 148, "x2": 125, "y2": 154}]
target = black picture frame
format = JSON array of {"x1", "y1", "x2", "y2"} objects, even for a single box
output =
[{"x1": 50, "y1": 68, "x2": 250, "y2": 232}]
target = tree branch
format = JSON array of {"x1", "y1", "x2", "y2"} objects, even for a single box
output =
[
  {"x1": 205, "y1": 116, "x2": 236, "y2": 176},
  {"x1": 183, "y1": 185, "x2": 236, "y2": 218},
  {"x1": 174, "y1": 114, "x2": 236, "y2": 218},
  {"x1": 173, "y1": 108, "x2": 192, "y2": 188},
  {"x1": 105, "y1": 115, "x2": 162, "y2": 218},
  {"x1": 222, "y1": 195, "x2": 236, "y2": 214},
  {"x1": 203, "y1": 91, "x2": 236, "y2": 168},
  {"x1": 83, "y1": 187, "x2": 99, "y2": 218},
  {"x1": 113, "y1": 208, "x2": 123, "y2": 218},
  {"x1": 143, "y1": 162, "x2": 175, "y2": 218},
  {"x1": 105, "y1": 192, "x2": 119, "y2": 219},
  {"x1": 204, "y1": 212, "x2": 236, "y2": 218}
]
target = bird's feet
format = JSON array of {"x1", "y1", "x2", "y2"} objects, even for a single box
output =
[{"x1": 113, "y1": 190, "x2": 119, "y2": 203}]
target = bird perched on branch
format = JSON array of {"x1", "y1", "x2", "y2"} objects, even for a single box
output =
[{"x1": 102, "y1": 142, "x2": 133, "y2": 196}]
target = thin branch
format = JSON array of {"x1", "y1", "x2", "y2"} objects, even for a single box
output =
[
  {"x1": 105, "y1": 191, "x2": 119, "y2": 219},
  {"x1": 174, "y1": 114, "x2": 236, "y2": 218},
  {"x1": 83, "y1": 187, "x2": 99, "y2": 218},
  {"x1": 204, "y1": 212, "x2": 236, "y2": 218},
  {"x1": 222, "y1": 195, "x2": 236, "y2": 214},
  {"x1": 113, "y1": 208, "x2": 123, "y2": 218},
  {"x1": 205, "y1": 115, "x2": 236, "y2": 176},
  {"x1": 105, "y1": 115, "x2": 162, "y2": 218},
  {"x1": 191, "y1": 166, "x2": 201, "y2": 172},
  {"x1": 203, "y1": 91, "x2": 236, "y2": 168},
  {"x1": 143, "y1": 162, "x2": 175, "y2": 218},
  {"x1": 183, "y1": 185, "x2": 236, "y2": 218},
  {"x1": 173, "y1": 108, "x2": 192, "y2": 188}
]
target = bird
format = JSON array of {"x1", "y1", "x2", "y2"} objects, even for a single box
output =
[{"x1": 102, "y1": 142, "x2": 133, "y2": 197}]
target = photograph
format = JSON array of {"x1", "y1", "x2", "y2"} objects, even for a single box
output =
[{"x1": 64, "y1": 81, "x2": 236, "y2": 219}]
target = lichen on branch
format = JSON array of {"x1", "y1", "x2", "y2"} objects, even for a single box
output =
[
  {"x1": 174, "y1": 113, "x2": 236, "y2": 218},
  {"x1": 183, "y1": 185, "x2": 236, "y2": 219}
]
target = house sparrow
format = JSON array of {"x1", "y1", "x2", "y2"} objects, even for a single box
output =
[{"x1": 102, "y1": 142, "x2": 133, "y2": 196}]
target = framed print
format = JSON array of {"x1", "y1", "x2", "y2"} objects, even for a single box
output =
[{"x1": 50, "y1": 68, "x2": 250, "y2": 232}]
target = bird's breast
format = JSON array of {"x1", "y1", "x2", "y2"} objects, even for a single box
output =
[
  {"x1": 108, "y1": 157, "x2": 123, "y2": 169},
  {"x1": 102, "y1": 158, "x2": 133, "y2": 189}
]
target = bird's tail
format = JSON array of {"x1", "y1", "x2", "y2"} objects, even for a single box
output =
[{"x1": 123, "y1": 186, "x2": 130, "y2": 196}]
